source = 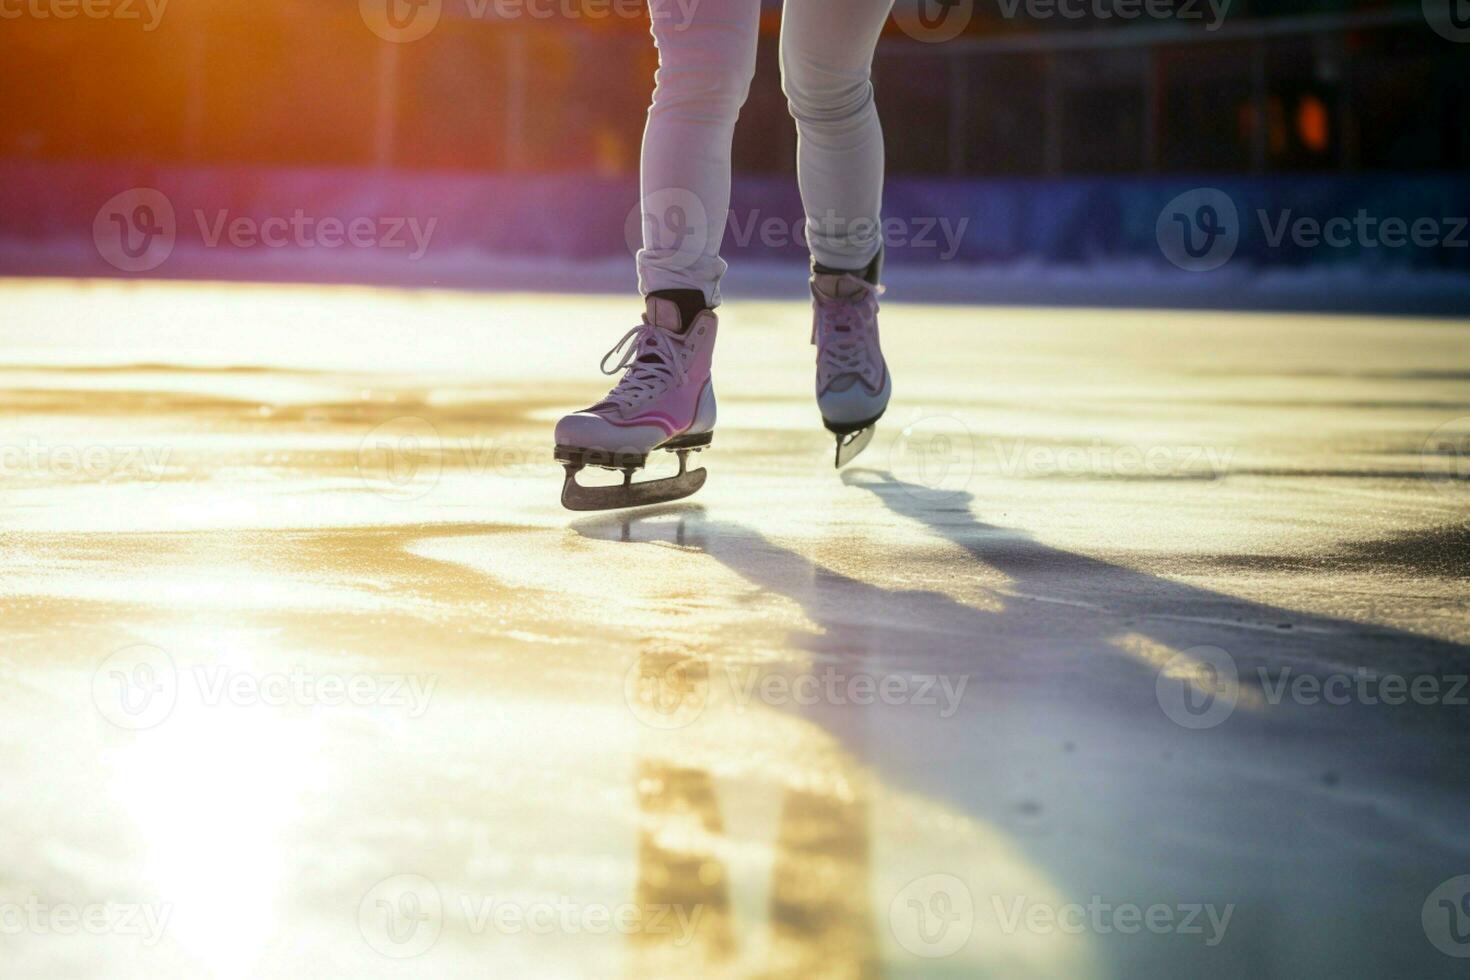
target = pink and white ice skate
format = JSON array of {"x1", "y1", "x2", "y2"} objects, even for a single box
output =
[
  {"x1": 812, "y1": 271, "x2": 890, "y2": 467},
  {"x1": 554, "y1": 296, "x2": 717, "y2": 511}
]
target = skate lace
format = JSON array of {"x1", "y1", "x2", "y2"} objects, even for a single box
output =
[
  {"x1": 597, "y1": 317, "x2": 688, "y2": 412},
  {"x1": 813, "y1": 275, "x2": 883, "y2": 377}
]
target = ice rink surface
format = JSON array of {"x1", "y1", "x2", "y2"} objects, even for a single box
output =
[{"x1": 2, "y1": 276, "x2": 1468, "y2": 978}]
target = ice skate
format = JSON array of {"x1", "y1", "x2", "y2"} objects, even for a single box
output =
[
  {"x1": 554, "y1": 296, "x2": 717, "y2": 511},
  {"x1": 811, "y1": 269, "x2": 890, "y2": 468}
]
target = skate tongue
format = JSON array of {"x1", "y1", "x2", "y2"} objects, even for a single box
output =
[
  {"x1": 633, "y1": 297, "x2": 686, "y2": 367},
  {"x1": 645, "y1": 296, "x2": 685, "y2": 332}
]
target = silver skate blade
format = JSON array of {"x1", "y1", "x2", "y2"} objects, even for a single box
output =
[
  {"x1": 834, "y1": 426, "x2": 875, "y2": 469},
  {"x1": 561, "y1": 466, "x2": 707, "y2": 512}
]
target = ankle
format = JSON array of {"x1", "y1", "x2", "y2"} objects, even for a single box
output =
[
  {"x1": 812, "y1": 249, "x2": 883, "y2": 286},
  {"x1": 647, "y1": 289, "x2": 710, "y2": 332}
]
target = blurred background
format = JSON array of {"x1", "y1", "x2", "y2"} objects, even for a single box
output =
[{"x1": 2, "y1": 0, "x2": 1469, "y2": 311}]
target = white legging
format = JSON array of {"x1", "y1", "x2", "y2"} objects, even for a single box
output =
[{"x1": 637, "y1": 0, "x2": 893, "y2": 306}]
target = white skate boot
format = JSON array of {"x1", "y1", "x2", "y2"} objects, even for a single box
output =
[
  {"x1": 812, "y1": 271, "x2": 891, "y2": 467},
  {"x1": 554, "y1": 296, "x2": 717, "y2": 511}
]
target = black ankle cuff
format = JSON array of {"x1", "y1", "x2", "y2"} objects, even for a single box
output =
[
  {"x1": 647, "y1": 289, "x2": 710, "y2": 330},
  {"x1": 813, "y1": 248, "x2": 883, "y2": 285}
]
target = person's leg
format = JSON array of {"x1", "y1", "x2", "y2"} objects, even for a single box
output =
[
  {"x1": 638, "y1": 0, "x2": 762, "y2": 313},
  {"x1": 781, "y1": 0, "x2": 894, "y2": 466},
  {"x1": 554, "y1": 0, "x2": 756, "y2": 508},
  {"x1": 778, "y1": 0, "x2": 894, "y2": 278}
]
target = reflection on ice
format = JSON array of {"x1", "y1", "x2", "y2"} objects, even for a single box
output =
[{"x1": 1, "y1": 279, "x2": 1466, "y2": 978}]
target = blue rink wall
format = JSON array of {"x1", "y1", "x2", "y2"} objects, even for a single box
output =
[{"x1": 2, "y1": 160, "x2": 1467, "y2": 313}]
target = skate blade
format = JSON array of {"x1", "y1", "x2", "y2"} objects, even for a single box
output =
[
  {"x1": 557, "y1": 433, "x2": 712, "y2": 512},
  {"x1": 561, "y1": 466, "x2": 707, "y2": 512},
  {"x1": 834, "y1": 426, "x2": 875, "y2": 469}
]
